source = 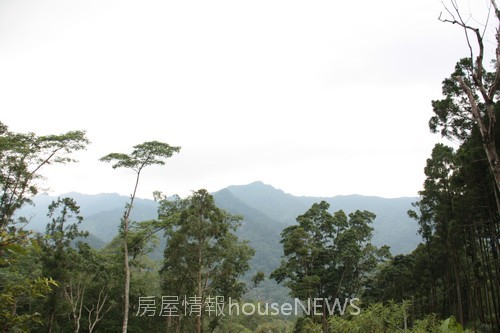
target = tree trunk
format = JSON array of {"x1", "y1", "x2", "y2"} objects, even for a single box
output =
[
  {"x1": 321, "y1": 302, "x2": 328, "y2": 333},
  {"x1": 122, "y1": 171, "x2": 141, "y2": 333},
  {"x1": 122, "y1": 218, "x2": 130, "y2": 333},
  {"x1": 456, "y1": 77, "x2": 500, "y2": 210},
  {"x1": 48, "y1": 311, "x2": 55, "y2": 333},
  {"x1": 453, "y1": 250, "x2": 464, "y2": 326},
  {"x1": 482, "y1": 140, "x2": 500, "y2": 197},
  {"x1": 197, "y1": 244, "x2": 203, "y2": 333}
]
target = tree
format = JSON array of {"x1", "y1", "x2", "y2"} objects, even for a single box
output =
[
  {"x1": 100, "y1": 141, "x2": 180, "y2": 333},
  {"x1": 370, "y1": 3, "x2": 500, "y2": 329},
  {"x1": 434, "y1": 0, "x2": 500, "y2": 195},
  {"x1": 405, "y1": 3, "x2": 500, "y2": 327},
  {"x1": 159, "y1": 189, "x2": 254, "y2": 333},
  {"x1": 77, "y1": 243, "x2": 119, "y2": 333},
  {"x1": 0, "y1": 122, "x2": 88, "y2": 330},
  {"x1": 0, "y1": 246, "x2": 57, "y2": 332},
  {"x1": 0, "y1": 122, "x2": 88, "y2": 266},
  {"x1": 271, "y1": 201, "x2": 388, "y2": 333},
  {"x1": 405, "y1": 125, "x2": 500, "y2": 329},
  {"x1": 38, "y1": 200, "x2": 120, "y2": 333},
  {"x1": 365, "y1": 254, "x2": 415, "y2": 304},
  {"x1": 0, "y1": 122, "x2": 88, "y2": 235},
  {"x1": 38, "y1": 197, "x2": 88, "y2": 333}
]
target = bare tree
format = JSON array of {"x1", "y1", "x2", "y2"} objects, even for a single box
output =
[{"x1": 439, "y1": 0, "x2": 500, "y2": 194}]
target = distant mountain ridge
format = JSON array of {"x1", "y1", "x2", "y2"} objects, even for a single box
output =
[
  {"x1": 222, "y1": 181, "x2": 421, "y2": 255},
  {"x1": 21, "y1": 181, "x2": 421, "y2": 253}
]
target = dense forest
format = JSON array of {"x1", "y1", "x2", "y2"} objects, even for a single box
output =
[{"x1": 2, "y1": 2, "x2": 500, "y2": 333}]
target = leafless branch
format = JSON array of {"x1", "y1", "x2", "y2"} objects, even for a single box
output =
[
  {"x1": 440, "y1": 2, "x2": 478, "y2": 81},
  {"x1": 85, "y1": 287, "x2": 113, "y2": 333},
  {"x1": 488, "y1": 0, "x2": 500, "y2": 98},
  {"x1": 482, "y1": 0, "x2": 493, "y2": 38},
  {"x1": 63, "y1": 279, "x2": 85, "y2": 333}
]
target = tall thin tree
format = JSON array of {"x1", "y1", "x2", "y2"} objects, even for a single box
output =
[{"x1": 100, "y1": 141, "x2": 180, "y2": 333}]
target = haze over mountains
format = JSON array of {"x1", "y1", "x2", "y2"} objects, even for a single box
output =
[{"x1": 20, "y1": 181, "x2": 421, "y2": 300}]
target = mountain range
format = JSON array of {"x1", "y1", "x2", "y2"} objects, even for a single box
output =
[{"x1": 18, "y1": 181, "x2": 422, "y2": 301}]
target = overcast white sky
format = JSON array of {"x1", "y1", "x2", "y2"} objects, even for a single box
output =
[{"x1": 0, "y1": 0, "x2": 494, "y2": 199}]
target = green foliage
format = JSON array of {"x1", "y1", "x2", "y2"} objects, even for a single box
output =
[
  {"x1": 251, "y1": 271, "x2": 266, "y2": 288},
  {"x1": 271, "y1": 201, "x2": 388, "y2": 306},
  {"x1": 210, "y1": 300, "x2": 294, "y2": 333},
  {"x1": 159, "y1": 189, "x2": 255, "y2": 333},
  {"x1": 293, "y1": 316, "x2": 318, "y2": 333},
  {"x1": 429, "y1": 58, "x2": 478, "y2": 141},
  {"x1": 0, "y1": 241, "x2": 57, "y2": 332},
  {"x1": 364, "y1": 253, "x2": 415, "y2": 303},
  {"x1": 0, "y1": 231, "x2": 32, "y2": 266},
  {"x1": 272, "y1": 202, "x2": 391, "y2": 333},
  {"x1": 440, "y1": 316, "x2": 464, "y2": 333},
  {"x1": 0, "y1": 121, "x2": 88, "y2": 230},
  {"x1": 0, "y1": 276, "x2": 57, "y2": 332},
  {"x1": 326, "y1": 301, "x2": 410, "y2": 333},
  {"x1": 99, "y1": 141, "x2": 180, "y2": 172},
  {"x1": 254, "y1": 320, "x2": 292, "y2": 333},
  {"x1": 411, "y1": 313, "x2": 441, "y2": 333},
  {"x1": 309, "y1": 302, "x2": 465, "y2": 333}
]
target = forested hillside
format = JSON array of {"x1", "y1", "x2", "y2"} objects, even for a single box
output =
[{"x1": 17, "y1": 182, "x2": 420, "y2": 307}]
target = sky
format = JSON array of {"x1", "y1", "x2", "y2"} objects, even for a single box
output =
[{"x1": 0, "y1": 0, "x2": 495, "y2": 199}]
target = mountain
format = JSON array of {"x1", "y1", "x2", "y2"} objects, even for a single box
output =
[
  {"x1": 17, "y1": 181, "x2": 422, "y2": 301},
  {"x1": 223, "y1": 181, "x2": 421, "y2": 255},
  {"x1": 224, "y1": 181, "x2": 309, "y2": 224},
  {"x1": 212, "y1": 188, "x2": 289, "y2": 301},
  {"x1": 213, "y1": 188, "x2": 283, "y2": 273}
]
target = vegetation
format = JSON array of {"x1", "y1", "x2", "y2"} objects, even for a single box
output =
[
  {"x1": 0, "y1": 122, "x2": 88, "y2": 331},
  {"x1": 158, "y1": 189, "x2": 255, "y2": 333},
  {"x1": 271, "y1": 201, "x2": 390, "y2": 332}
]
